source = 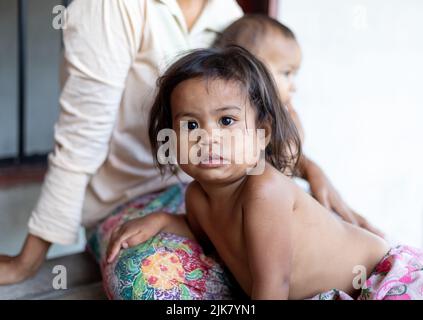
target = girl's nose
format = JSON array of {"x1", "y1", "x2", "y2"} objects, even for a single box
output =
[{"x1": 199, "y1": 125, "x2": 221, "y2": 146}]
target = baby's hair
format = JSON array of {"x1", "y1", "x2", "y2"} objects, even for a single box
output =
[
  {"x1": 148, "y1": 46, "x2": 301, "y2": 176},
  {"x1": 213, "y1": 14, "x2": 296, "y2": 52}
]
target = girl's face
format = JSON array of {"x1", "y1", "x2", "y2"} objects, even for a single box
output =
[
  {"x1": 256, "y1": 32, "x2": 302, "y2": 106},
  {"x1": 170, "y1": 78, "x2": 266, "y2": 183}
]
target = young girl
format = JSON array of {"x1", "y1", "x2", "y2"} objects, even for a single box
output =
[
  {"x1": 214, "y1": 14, "x2": 384, "y2": 236},
  {"x1": 106, "y1": 46, "x2": 423, "y2": 300}
]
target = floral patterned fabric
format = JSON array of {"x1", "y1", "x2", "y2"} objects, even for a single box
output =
[
  {"x1": 86, "y1": 183, "x2": 242, "y2": 300},
  {"x1": 311, "y1": 245, "x2": 423, "y2": 300}
]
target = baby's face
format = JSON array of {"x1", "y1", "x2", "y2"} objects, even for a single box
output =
[
  {"x1": 256, "y1": 31, "x2": 302, "y2": 105},
  {"x1": 170, "y1": 78, "x2": 266, "y2": 183}
]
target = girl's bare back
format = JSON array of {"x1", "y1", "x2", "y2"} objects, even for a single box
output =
[
  {"x1": 286, "y1": 177, "x2": 390, "y2": 298},
  {"x1": 187, "y1": 163, "x2": 390, "y2": 299}
]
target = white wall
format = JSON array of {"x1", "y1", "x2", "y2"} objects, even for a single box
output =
[{"x1": 278, "y1": 0, "x2": 423, "y2": 247}]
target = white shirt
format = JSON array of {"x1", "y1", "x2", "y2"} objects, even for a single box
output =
[{"x1": 28, "y1": 0, "x2": 243, "y2": 245}]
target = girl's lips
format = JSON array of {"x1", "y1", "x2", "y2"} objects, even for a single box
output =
[{"x1": 198, "y1": 155, "x2": 230, "y2": 168}]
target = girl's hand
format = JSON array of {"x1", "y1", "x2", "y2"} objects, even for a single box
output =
[{"x1": 106, "y1": 212, "x2": 167, "y2": 264}]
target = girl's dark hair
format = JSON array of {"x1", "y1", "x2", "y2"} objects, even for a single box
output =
[
  {"x1": 148, "y1": 46, "x2": 301, "y2": 176},
  {"x1": 213, "y1": 14, "x2": 296, "y2": 51}
]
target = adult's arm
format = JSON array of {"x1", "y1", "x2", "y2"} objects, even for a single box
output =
[
  {"x1": 0, "y1": 0, "x2": 145, "y2": 285},
  {"x1": 28, "y1": 0, "x2": 145, "y2": 245}
]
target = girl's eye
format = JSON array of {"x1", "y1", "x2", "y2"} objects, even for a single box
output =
[
  {"x1": 182, "y1": 120, "x2": 198, "y2": 130},
  {"x1": 279, "y1": 70, "x2": 292, "y2": 77},
  {"x1": 187, "y1": 121, "x2": 199, "y2": 130},
  {"x1": 219, "y1": 117, "x2": 235, "y2": 126}
]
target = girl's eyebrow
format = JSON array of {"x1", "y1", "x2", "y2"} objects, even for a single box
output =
[
  {"x1": 174, "y1": 105, "x2": 241, "y2": 119},
  {"x1": 212, "y1": 105, "x2": 242, "y2": 113},
  {"x1": 174, "y1": 111, "x2": 198, "y2": 119}
]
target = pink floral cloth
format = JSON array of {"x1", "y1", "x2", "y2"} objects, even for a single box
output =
[{"x1": 311, "y1": 245, "x2": 423, "y2": 300}]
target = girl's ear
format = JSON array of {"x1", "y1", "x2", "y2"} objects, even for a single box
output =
[{"x1": 261, "y1": 121, "x2": 272, "y2": 147}]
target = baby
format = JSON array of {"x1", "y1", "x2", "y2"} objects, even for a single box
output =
[
  {"x1": 214, "y1": 14, "x2": 304, "y2": 141},
  {"x1": 107, "y1": 47, "x2": 423, "y2": 300}
]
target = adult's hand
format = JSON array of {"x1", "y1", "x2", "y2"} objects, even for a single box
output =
[{"x1": 0, "y1": 234, "x2": 51, "y2": 285}]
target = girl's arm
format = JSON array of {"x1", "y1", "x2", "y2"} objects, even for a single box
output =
[
  {"x1": 185, "y1": 182, "x2": 214, "y2": 253},
  {"x1": 243, "y1": 181, "x2": 295, "y2": 300},
  {"x1": 106, "y1": 181, "x2": 215, "y2": 264},
  {"x1": 106, "y1": 212, "x2": 195, "y2": 263}
]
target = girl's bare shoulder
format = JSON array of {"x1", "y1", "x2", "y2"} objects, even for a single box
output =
[
  {"x1": 242, "y1": 163, "x2": 296, "y2": 208},
  {"x1": 186, "y1": 180, "x2": 203, "y2": 196},
  {"x1": 185, "y1": 181, "x2": 208, "y2": 210}
]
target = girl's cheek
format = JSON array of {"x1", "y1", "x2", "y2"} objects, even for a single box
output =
[
  {"x1": 225, "y1": 128, "x2": 247, "y2": 163},
  {"x1": 243, "y1": 135, "x2": 256, "y2": 165},
  {"x1": 175, "y1": 133, "x2": 187, "y2": 162},
  {"x1": 224, "y1": 130, "x2": 252, "y2": 166}
]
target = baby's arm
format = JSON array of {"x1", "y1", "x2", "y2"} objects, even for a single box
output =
[
  {"x1": 243, "y1": 181, "x2": 295, "y2": 300},
  {"x1": 106, "y1": 212, "x2": 194, "y2": 263},
  {"x1": 107, "y1": 181, "x2": 212, "y2": 264}
]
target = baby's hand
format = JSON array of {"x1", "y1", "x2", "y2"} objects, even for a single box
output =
[{"x1": 106, "y1": 212, "x2": 167, "y2": 263}]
